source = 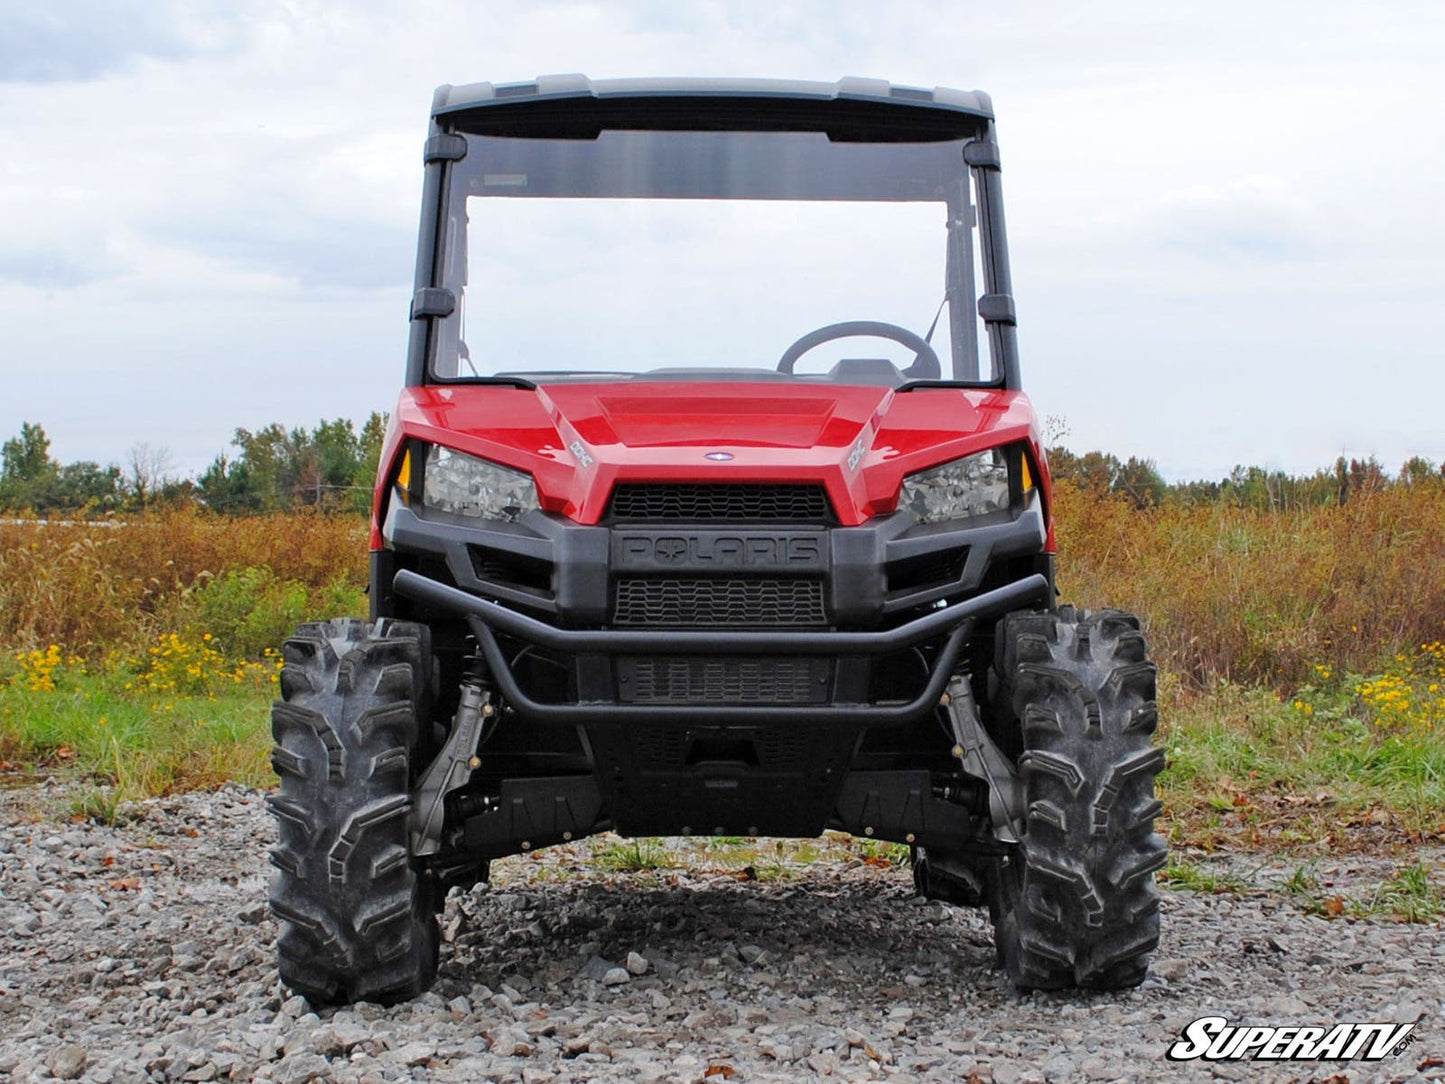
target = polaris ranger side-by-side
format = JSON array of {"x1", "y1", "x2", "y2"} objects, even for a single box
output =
[{"x1": 267, "y1": 76, "x2": 1165, "y2": 1004}]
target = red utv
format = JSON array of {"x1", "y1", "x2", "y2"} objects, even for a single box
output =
[{"x1": 266, "y1": 76, "x2": 1165, "y2": 1004}]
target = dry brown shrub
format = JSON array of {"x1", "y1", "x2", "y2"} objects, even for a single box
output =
[
  {"x1": 0, "y1": 510, "x2": 365, "y2": 655},
  {"x1": 1053, "y1": 480, "x2": 1445, "y2": 689},
  {"x1": 5, "y1": 484, "x2": 1443, "y2": 691}
]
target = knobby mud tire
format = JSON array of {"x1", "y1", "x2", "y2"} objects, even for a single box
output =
[
  {"x1": 267, "y1": 618, "x2": 439, "y2": 1005},
  {"x1": 989, "y1": 607, "x2": 1166, "y2": 990}
]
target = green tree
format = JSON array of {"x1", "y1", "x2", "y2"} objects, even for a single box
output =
[
  {"x1": 350, "y1": 411, "x2": 390, "y2": 512},
  {"x1": 1400, "y1": 456, "x2": 1438, "y2": 487},
  {"x1": 55, "y1": 461, "x2": 123, "y2": 511},
  {"x1": 197, "y1": 415, "x2": 389, "y2": 513},
  {"x1": 0, "y1": 422, "x2": 60, "y2": 510}
]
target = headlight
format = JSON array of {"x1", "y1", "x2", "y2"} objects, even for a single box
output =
[
  {"x1": 422, "y1": 446, "x2": 539, "y2": 522},
  {"x1": 899, "y1": 449, "x2": 1010, "y2": 524}
]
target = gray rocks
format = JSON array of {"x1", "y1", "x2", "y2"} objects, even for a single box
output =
[
  {"x1": 391, "y1": 1040, "x2": 436, "y2": 1066},
  {"x1": 45, "y1": 1044, "x2": 87, "y2": 1079},
  {"x1": 0, "y1": 784, "x2": 1438, "y2": 1084},
  {"x1": 1153, "y1": 957, "x2": 1189, "y2": 980},
  {"x1": 273, "y1": 1051, "x2": 329, "y2": 1083},
  {"x1": 581, "y1": 955, "x2": 616, "y2": 981}
]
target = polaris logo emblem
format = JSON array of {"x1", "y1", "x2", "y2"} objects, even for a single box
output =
[
  {"x1": 569, "y1": 440, "x2": 594, "y2": 467},
  {"x1": 705, "y1": 451, "x2": 734, "y2": 461},
  {"x1": 617, "y1": 534, "x2": 823, "y2": 569}
]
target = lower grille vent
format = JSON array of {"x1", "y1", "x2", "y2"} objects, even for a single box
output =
[
  {"x1": 613, "y1": 578, "x2": 826, "y2": 627},
  {"x1": 619, "y1": 657, "x2": 829, "y2": 704}
]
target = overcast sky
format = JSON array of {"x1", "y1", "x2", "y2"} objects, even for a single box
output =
[{"x1": 2, "y1": 0, "x2": 1442, "y2": 482}]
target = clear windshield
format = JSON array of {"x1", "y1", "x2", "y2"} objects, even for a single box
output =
[{"x1": 432, "y1": 130, "x2": 993, "y2": 386}]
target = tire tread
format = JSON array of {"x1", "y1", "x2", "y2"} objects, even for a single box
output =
[
  {"x1": 267, "y1": 617, "x2": 439, "y2": 1005},
  {"x1": 989, "y1": 607, "x2": 1165, "y2": 990}
]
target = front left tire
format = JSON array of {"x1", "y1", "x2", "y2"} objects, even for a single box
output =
[{"x1": 267, "y1": 618, "x2": 439, "y2": 1005}]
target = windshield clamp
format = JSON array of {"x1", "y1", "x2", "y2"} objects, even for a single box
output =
[
  {"x1": 977, "y1": 293, "x2": 1016, "y2": 326},
  {"x1": 963, "y1": 139, "x2": 1001, "y2": 169},
  {"x1": 410, "y1": 287, "x2": 456, "y2": 320},
  {"x1": 424, "y1": 134, "x2": 468, "y2": 163}
]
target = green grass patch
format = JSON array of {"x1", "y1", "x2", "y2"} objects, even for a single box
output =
[
  {"x1": 0, "y1": 653, "x2": 273, "y2": 800},
  {"x1": 1273, "y1": 859, "x2": 1443, "y2": 923},
  {"x1": 1158, "y1": 857, "x2": 1251, "y2": 895},
  {"x1": 1158, "y1": 676, "x2": 1445, "y2": 850},
  {"x1": 1362, "y1": 861, "x2": 1444, "y2": 922},
  {"x1": 854, "y1": 837, "x2": 911, "y2": 866},
  {"x1": 575, "y1": 835, "x2": 848, "y2": 882},
  {"x1": 186, "y1": 567, "x2": 364, "y2": 660},
  {"x1": 67, "y1": 786, "x2": 132, "y2": 826},
  {"x1": 593, "y1": 837, "x2": 677, "y2": 872}
]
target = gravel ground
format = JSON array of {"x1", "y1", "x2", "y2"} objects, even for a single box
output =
[{"x1": 1, "y1": 783, "x2": 1440, "y2": 1084}]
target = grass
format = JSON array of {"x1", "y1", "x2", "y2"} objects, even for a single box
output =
[
  {"x1": 1157, "y1": 857, "x2": 1252, "y2": 895},
  {"x1": 593, "y1": 837, "x2": 678, "y2": 872},
  {"x1": 1275, "y1": 859, "x2": 1443, "y2": 923},
  {"x1": 577, "y1": 833, "x2": 873, "y2": 884},
  {"x1": 1365, "y1": 861, "x2": 1444, "y2": 922},
  {"x1": 854, "y1": 837, "x2": 911, "y2": 866},
  {"x1": 1162, "y1": 853, "x2": 1444, "y2": 923},
  {"x1": 1156, "y1": 671, "x2": 1445, "y2": 852},
  {"x1": 0, "y1": 509, "x2": 365, "y2": 658},
  {"x1": 67, "y1": 786, "x2": 130, "y2": 826},
  {"x1": 0, "y1": 644, "x2": 275, "y2": 802}
]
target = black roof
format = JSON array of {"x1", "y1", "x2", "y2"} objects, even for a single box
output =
[{"x1": 431, "y1": 75, "x2": 993, "y2": 130}]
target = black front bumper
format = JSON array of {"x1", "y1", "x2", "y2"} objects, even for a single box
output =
[{"x1": 394, "y1": 568, "x2": 1050, "y2": 724}]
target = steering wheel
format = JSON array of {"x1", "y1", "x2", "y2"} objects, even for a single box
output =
[{"x1": 776, "y1": 320, "x2": 942, "y2": 379}]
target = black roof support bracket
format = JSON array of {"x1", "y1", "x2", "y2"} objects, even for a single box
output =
[
  {"x1": 977, "y1": 293, "x2": 1016, "y2": 326},
  {"x1": 963, "y1": 140, "x2": 1001, "y2": 170},
  {"x1": 424, "y1": 134, "x2": 468, "y2": 163},
  {"x1": 411, "y1": 287, "x2": 456, "y2": 319}
]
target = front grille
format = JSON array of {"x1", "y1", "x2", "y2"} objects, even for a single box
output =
[
  {"x1": 607, "y1": 483, "x2": 831, "y2": 523},
  {"x1": 620, "y1": 657, "x2": 828, "y2": 704},
  {"x1": 614, "y1": 578, "x2": 827, "y2": 627}
]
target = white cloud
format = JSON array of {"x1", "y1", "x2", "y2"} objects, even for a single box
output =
[{"x1": 1, "y1": 0, "x2": 1443, "y2": 477}]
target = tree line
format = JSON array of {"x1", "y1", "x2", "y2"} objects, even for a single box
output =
[
  {"x1": 0, "y1": 415, "x2": 387, "y2": 515},
  {"x1": 1047, "y1": 447, "x2": 1444, "y2": 511},
  {"x1": 1, "y1": 416, "x2": 1441, "y2": 516}
]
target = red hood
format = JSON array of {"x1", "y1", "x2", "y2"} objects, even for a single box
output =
[{"x1": 379, "y1": 381, "x2": 1041, "y2": 528}]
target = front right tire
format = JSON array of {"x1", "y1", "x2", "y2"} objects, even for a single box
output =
[{"x1": 988, "y1": 608, "x2": 1167, "y2": 990}]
